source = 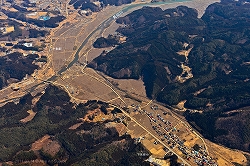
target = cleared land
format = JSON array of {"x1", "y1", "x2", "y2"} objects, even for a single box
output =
[
  {"x1": 0, "y1": 0, "x2": 248, "y2": 165},
  {"x1": 20, "y1": 110, "x2": 37, "y2": 123}
]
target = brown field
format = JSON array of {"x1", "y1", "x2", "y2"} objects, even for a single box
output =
[
  {"x1": 107, "y1": 76, "x2": 147, "y2": 97},
  {"x1": 52, "y1": 51, "x2": 73, "y2": 71},
  {"x1": 54, "y1": 23, "x2": 75, "y2": 37},
  {"x1": 76, "y1": 32, "x2": 88, "y2": 44},
  {"x1": 143, "y1": 138, "x2": 165, "y2": 157},
  {"x1": 31, "y1": 135, "x2": 60, "y2": 157},
  {"x1": 65, "y1": 37, "x2": 77, "y2": 51},
  {"x1": 58, "y1": 71, "x2": 118, "y2": 102},
  {"x1": 133, "y1": 114, "x2": 153, "y2": 129},
  {"x1": 102, "y1": 21, "x2": 120, "y2": 38},
  {"x1": 127, "y1": 121, "x2": 147, "y2": 138},
  {"x1": 207, "y1": 141, "x2": 248, "y2": 166},
  {"x1": 57, "y1": 24, "x2": 77, "y2": 37},
  {"x1": 84, "y1": 68, "x2": 108, "y2": 80},
  {"x1": 183, "y1": 133, "x2": 201, "y2": 148},
  {"x1": 53, "y1": 38, "x2": 66, "y2": 49},
  {"x1": 31, "y1": 135, "x2": 51, "y2": 151},
  {"x1": 86, "y1": 47, "x2": 107, "y2": 62},
  {"x1": 64, "y1": 25, "x2": 84, "y2": 38}
]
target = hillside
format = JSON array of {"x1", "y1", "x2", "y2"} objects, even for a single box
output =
[
  {"x1": 0, "y1": 85, "x2": 150, "y2": 165},
  {"x1": 69, "y1": 0, "x2": 135, "y2": 12},
  {"x1": 2, "y1": 10, "x2": 65, "y2": 28},
  {"x1": 89, "y1": 0, "x2": 250, "y2": 152},
  {"x1": 0, "y1": 52, "x2": 39, "y2": 90}
]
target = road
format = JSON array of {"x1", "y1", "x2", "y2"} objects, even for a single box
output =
[
  {"x1": 110, "y1": 104, "x2": 191, "y2": 166},
  {"x1": 0, "y1": 0, "x2": 191, "y2": 104},
  {"x1": 0, "y1": 1, "x2": 212, "y2": 165}
]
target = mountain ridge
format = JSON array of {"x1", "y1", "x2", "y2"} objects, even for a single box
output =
[{"x1": 89, "y1": 0, "x2": 250, "y2": 152}]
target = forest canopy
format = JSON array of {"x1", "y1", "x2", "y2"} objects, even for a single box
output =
[{"x1": 90, "y1": 1, "x2": 250, "y2": 152}]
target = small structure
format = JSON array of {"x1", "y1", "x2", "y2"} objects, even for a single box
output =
[
  {"x1": 26, "y1": 12, "x2": 49, "y2": 20},
  {"x1": 11, "y1": 85, "x2": 20, "y2": 91},
  {"x1": 23, "y1": 42, "x2": 33, "y2": 47},
  {"x1": 26, "y1": 12, "x2": 37, "y2": 17},
  {"x1": 29, "y1": 0, "x2": 37, "y2": 3},
  {"x1": 39, "y1": 15, "x2": 50, "y2": 21},
  {"x1": 93, "y1": 1, "x2": 101, "y2": 7},
  {"x1": 145, "y1": 156, "x2": 165, "y2": 166},
  {"x1": 5, "y1": 42, "x2": 13, "y2": 46}
]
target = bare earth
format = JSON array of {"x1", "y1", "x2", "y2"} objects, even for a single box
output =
[
  {"x1": 207, "y1": 141, "x2": 248, "y2": 166},
  {"x1": 31, "y1": 135, "x2": 61, "y2": 157},
  {"x1": 20, "y1": 110, "x2": 37, "y2": 123},
  {"x1": 0, "y1": 0, "x2": 246, "y2": 165}
]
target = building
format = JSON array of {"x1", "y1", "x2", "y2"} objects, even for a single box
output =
[
  {"x1": 0, "y1": 26, "x2": 15, "y2": 34},
  {"x1": 26, "y1": 12, "x2": 37, "y2": 17},
  {"x1": 146, "y1": 156, "x2": 168, "y2": 166},
  {"x1": 26, "y1": 12, "x2": 48, "y2": 20},
  {"x1": 39, "y1": 15, "x2": 50, "y2": 21},
  {"x1": 23, "y1": 42, "x2": 33, "y2": 47}
]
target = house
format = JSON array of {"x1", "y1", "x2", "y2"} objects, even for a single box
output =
[
  {"x1": 23, "y1": 42, "x2": 33, "y2": 47},
  {"x1": 39, "y1": 15, "x2": 50, "y2": 21}
]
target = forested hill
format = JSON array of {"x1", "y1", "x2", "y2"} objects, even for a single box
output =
[
  {"x1": 0, "y1": 85, "x2": 150, "y2": 165},
  {"x1": 0, "y1": 52, "x2": 39, "y2": 90},
  {"x1": 69, "y1": 0, "x2": 135, "y2": 12},
  {"x1": 89, "y1": 0, "x2": 250, "y2": 152}
]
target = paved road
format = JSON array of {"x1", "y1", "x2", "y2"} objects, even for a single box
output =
[
  {"x1": 0, "y1": 1, "x2": 200, "y2": 165},
  {"x1": 110, "y1": 104, "x2": 191, "y2": 166}
]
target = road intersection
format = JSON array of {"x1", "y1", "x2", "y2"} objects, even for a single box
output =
[{"x1": 0, "y1": 1, "x2": 233, "y2": 165}]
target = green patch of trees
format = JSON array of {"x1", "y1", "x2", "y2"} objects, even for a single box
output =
[{"x1": 90, "y1": 1, "x2": 250, "y2": 152}]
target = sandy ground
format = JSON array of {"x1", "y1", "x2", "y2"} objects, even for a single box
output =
[
  {"x1": 31, "y1": 135, "x2": 51, "y2": 151},
  {"x1": 3, "y1": 1, "x2": 244, "y2": 165},
  {"x1": 20, "y1": 110, "x2": 36, "y2": 123}
]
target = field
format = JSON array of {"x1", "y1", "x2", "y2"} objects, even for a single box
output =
[{"x1": 1, "y1": 0, "x2": 250, "y2": 165}]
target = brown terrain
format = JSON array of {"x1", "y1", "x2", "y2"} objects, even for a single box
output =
[{"x1": 0, "y1": 0, "x2": 249, "y2": 165}]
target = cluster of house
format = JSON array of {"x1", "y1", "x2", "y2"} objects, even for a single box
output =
[{"x1": 143, "y1": 108, "x2": 217, "y2": 166}]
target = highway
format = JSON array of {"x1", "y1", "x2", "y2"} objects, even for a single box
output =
[{"x1": 79, "y1": 65, "x2": 192, "y2": 165}]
